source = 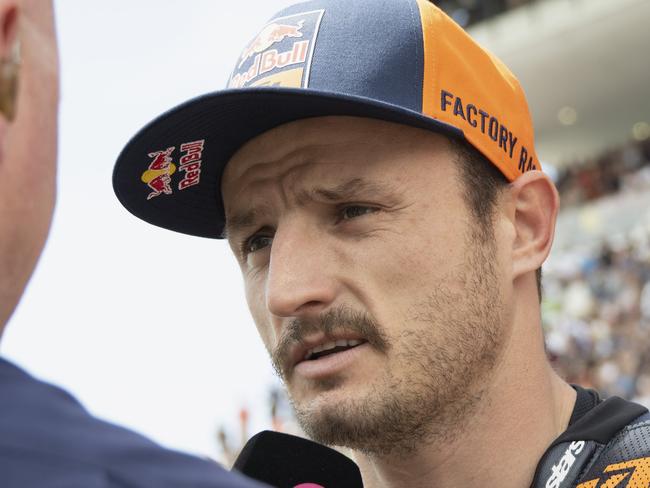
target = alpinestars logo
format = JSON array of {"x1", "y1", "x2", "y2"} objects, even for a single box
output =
[{"x1": 546, "y1": 441, "x2": 585, "y2": 488}]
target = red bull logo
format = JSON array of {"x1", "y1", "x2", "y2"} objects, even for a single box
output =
[
  {"x1": 238, "y1": 20, "x2": 305, "y2": 69},
  {"x1": 141, "y1": 147, "x2": 176, "y2": 200},
  {"x1": 229, "y1": 10, "x2": 325, "y2": 90},
  {"x1": 140, "y1": 139, "x2": 206, "y2": 200}
]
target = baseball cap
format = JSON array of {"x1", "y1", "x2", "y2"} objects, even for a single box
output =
[{"x1": 113, "y1": 0, "x2": 540, "y2": 239}]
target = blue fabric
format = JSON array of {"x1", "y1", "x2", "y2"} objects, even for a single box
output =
[
  {"x1": 0, "y1": 357, "x2": 268, "y2": 488},
  {"x1": 273, "y1": 0, "x2": 425, "y2": 111}
]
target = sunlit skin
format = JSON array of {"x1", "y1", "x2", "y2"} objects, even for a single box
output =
[
  {"x1": 0, "y1": 0, "x2": 59, "y2": 336},
  {"x1": 225, "y1": 118, "x2": 483, "y2": 404},
  {"x1": 222, "y1": 116, "x2": 576, "y2": 488}
]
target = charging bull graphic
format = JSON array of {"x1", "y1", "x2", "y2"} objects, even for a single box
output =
[
  {"x1": 239, "y1": 20, "x2": 305, "y2": 68},
  {"x1": 141, "y1": 147, "x2": 176, "y2": 200}
]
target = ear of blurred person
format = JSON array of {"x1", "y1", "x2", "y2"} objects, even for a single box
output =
[{"x1": 0, "y1": 0, "x2": 59, "y2": 337}]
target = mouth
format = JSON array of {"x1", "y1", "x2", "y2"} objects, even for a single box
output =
[
  {"x1": 290, "y1": 337, "x2": 370, "y2": 380},
  {"x1": 303, "y1": 338, "x2": 366, "y2": 361},
  {"x1": 287, "y1": 335, "x2": 369, "y2": 379}
]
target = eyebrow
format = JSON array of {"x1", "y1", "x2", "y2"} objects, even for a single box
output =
[
  {"x1": 297, "y1": 178, "x2": 397, "y2": 203},
  {"x1": 223, "y1": 178, "x2": 397, "y2": 239},
  {"x1": 222, "y1": 206, "x2": 270, "y2": 240}
]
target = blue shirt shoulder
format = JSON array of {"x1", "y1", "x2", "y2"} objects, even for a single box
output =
[{"x1": 0, "y1": 357, "x2": 267, "y2": 488}]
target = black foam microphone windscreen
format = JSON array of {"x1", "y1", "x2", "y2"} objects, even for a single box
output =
[{"x1": 232, "y1": 430, "x2": 363, "y2": 488}]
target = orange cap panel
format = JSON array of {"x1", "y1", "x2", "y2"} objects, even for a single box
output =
[{"x1": 416, "y1": 0, "x2": 540, "y2": 181}]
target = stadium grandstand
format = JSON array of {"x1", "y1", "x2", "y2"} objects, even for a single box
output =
[{"x1": 433, "y1": 0, "x2": 539, "y2": 27}]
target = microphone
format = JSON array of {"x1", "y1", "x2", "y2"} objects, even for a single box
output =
[{"x1": 232, "y1": 430, "x2": 363, "y2": 488}]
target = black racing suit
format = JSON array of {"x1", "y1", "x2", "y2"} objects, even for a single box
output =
[{"x1": 530, "y1": 385, "x2": 650, "y2": 488}]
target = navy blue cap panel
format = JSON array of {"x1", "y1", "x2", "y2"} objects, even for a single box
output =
[
  {"x1": 113, "y1": 88, "x2": 461, "y2": 238},
  {"x1": 264, "y1": 0, "x2": 425, "y2": 111}
]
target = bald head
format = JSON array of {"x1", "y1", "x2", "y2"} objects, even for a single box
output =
[{"x1": 0, "y1": 0, "x2": 59, "y2": 335}]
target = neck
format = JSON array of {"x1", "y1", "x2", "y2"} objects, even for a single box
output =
[{"x1": 352, "y1": 306, "x2": 577, "y2": 488}]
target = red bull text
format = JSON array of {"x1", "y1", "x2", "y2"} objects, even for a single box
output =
[
  {"x1": 231, "y1": 40, "x2": 310, "y2": 88},
  {"x1": 178, "y1": 140, "x2": 204, "y2": 190}
]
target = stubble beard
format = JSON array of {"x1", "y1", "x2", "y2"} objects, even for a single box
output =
[{"x1": 285, "y1": 235, "x2": 506, "y2": 458}]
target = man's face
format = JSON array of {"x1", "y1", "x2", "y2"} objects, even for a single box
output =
[
  {"x1": 0, "y1": 0, "x2": 59, "y2": 330},
  {"x1": 223, "y1": 116, "x2": 509, "y2": 454}
]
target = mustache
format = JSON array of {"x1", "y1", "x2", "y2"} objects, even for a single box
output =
[{"x1": 271, "y1": 305, "x2": 390, "y2": 379}]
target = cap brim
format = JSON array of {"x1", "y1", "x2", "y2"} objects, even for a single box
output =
[{"x1": 113, "y1": 87, "x2": 463, "y2": 239}]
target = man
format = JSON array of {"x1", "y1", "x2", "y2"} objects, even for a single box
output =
[
  {"x1": 0, "y1": 2, "x2": 268, "y2": 486},
  {"x1": 113, "y1": 0, "x2": 650, "y2": 486}
]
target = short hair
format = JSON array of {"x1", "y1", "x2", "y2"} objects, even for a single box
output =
[{"x1": 449, "y1": 137, "x2": 543, "y2": 303}]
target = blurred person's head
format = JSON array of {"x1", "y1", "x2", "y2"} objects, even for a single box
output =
[{"x1": 0, "y1": 0, "x2": 59, "y2": 336}]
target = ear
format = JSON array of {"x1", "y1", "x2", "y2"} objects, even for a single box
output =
[
  {"x1": 0, "y1": 1, "x2": 17, "y2": 56},
  {"x1": 0, "y1": 0, "x2": 18, "y2": 126},
  {"x1": 508, "y1": 170, "x2": 559, "y2": 280}
]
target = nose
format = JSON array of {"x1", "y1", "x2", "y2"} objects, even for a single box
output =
[{"x1": 265, "y1": 223, "x2": 339, "y2": 319}]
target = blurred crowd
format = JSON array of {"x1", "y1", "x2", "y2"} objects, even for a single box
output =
[
  {"x1": 545, "y1": 136, "x2": 650, "y2": 408},
  {"x1": 544, "y1": 237, "x2": 650, "y2": 406},
  {"x1": 555, "y1": 137, "x2": 650, "y2": 208},
  {"x1": 216, "y1": 136, "x2": 650, "y2": 463}
]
